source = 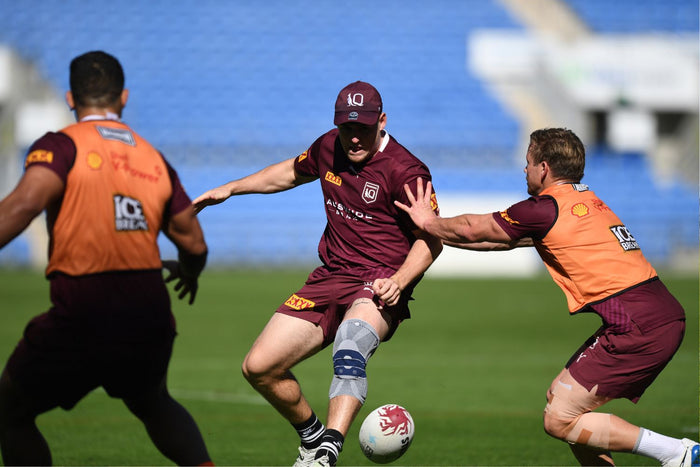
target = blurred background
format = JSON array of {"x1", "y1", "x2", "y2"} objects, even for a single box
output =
[{"x1": 0, "y1": 0, "x2": 697, "y2": 276}]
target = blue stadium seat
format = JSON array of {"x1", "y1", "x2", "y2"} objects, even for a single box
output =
[
  {"x1": 566, "y1": 0, "x2": 699, "y2": 33},
  {"x1": 0, "y1": 1, "x2": 696, "y2": 268}
]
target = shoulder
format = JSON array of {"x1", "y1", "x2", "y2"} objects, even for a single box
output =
[
  {"x1": 380, "y1": 136, "x2": 431, "y2": 183},
  {"x1": 494, "y1": 195, "x2": 558, "y2": 240},
  {"x1": 25, "y1": 131, "x2": 77, "y2": 181},
  {"x1": 507, "y1": 195, "x2": 557, "y2": 219},
  {"x1": 34, "y1": 130, "x2": 76, "y2": 155},
  {"x1": 315, "y1": 128, "x2": 340, "y2": 148},
  {"x1": 305, "y1": 129, "x2": 340, "y2": 160}
]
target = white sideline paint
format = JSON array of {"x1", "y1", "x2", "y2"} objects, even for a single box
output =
[{"x1": 169, "y1": 389, "x2": 268, "y2": 405}]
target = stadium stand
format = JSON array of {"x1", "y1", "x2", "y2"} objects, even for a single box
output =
[
  {"x1": 0, "y1": 0, "x2": 697, "y2": 270},
  {"x1": 565, "y1": 0, "x2": 699, "y2": 33}
]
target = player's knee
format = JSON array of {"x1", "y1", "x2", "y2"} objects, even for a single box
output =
[
  {"x1": 329, "y1": 319, "x2": 380, "y2": 404},
  {"x1": 241, "y1": 353, "x2": 264, "y2": 384},
  {"x1": 241, "y1": 350, "x2": 282, "y2": 388},
  {"x1": 123, "y1": 382, "x2": 170, "y2": 420},
  {"x1": 543, "y1": 398, "x2": 579, "y2": 440},
  {"x1": 0, "y1": 371, "x2": 37, "y2": 430},
  {"x1": 543, "y1": 410, "x2": 571, "y2": 440}
]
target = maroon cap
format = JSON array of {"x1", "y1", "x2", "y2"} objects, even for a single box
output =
[{"x1": 334, "y1": 81, "x2": 383, "y2": 126}]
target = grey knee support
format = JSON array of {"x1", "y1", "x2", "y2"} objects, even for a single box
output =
[{"x1": 328, "y1": 319, "x2": 380, "y2": 403}]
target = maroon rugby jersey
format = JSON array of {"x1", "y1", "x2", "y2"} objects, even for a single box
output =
[{"x1": 294, "y1": 129, "x2": 436, "y2": 274}]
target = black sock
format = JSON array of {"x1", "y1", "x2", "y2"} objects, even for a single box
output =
[
  {"x1": 314, "y1": 429, "x2": 344, "y2": 464},
  {"x1": 292, "y1": 413, "x2": 325, "y2": 449}
]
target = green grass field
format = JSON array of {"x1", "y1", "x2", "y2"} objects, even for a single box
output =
[{"x1": 0, "y1": 268, "x2": 697, "y2": 466}]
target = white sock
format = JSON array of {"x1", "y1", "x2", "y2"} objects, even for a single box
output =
[{"x1": 633, "y1": 428, "x2": 685, "y2": 464}]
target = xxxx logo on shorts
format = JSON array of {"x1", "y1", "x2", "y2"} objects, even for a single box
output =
[{"x1": 284, "y1": 294, "x2": 316, "y2": 310}]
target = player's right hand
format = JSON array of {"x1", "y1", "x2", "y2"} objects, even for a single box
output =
[
  {"x1": 192, "y1": 186, "x2": 231, "y2": 214},
  {"x1": 162, "y1": 259, "x2": 200, "y2": 305}
]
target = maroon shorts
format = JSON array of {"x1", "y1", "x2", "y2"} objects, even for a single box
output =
[
  {"x1": 5, "y1": 271, "x2": 176, "y2": 410},
  {"x1": 566, "y1": 319, "x2": 685, "y2": 402},
  {"x1": 276, "y1": 266, "x2": 413, "y2": 347}
]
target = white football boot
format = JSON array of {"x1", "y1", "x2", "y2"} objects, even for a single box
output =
[
  {"x1": 664, "y1": 439, "x2": 700, "y2": 467},
  {"x1": 310, "y1": 454, "x2": 332, "y2": 467},
  {"x1": 293, "y1": 445, "x2": 318, "y2": 467}
]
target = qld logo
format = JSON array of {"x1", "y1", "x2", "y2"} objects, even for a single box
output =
[{"x1": 362, "y1": 182, "x2": 379, "y2": 203}]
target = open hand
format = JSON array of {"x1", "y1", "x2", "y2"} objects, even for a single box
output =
[
  {"x1": 394, "y1": 177, "x2": 437, "y2": 231},
  {"x1": 162, "y1": 259, "x2": 199, "y2": 305}
]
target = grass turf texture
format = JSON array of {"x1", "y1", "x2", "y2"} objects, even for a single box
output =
[{"x1": 0, "y1": 268, "x2": 696, "y2": 466}]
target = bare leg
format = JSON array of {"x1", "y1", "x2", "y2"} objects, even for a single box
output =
[
  {"x1": 242, "y1": 313, "x2": 325, "y2": 424},
  {"x1": 325, "y1": 395, "x2": 363, "y2": 436}
]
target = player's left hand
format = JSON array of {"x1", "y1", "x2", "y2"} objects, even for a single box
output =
[
  {"x1": 162, "y1": 259, "x2": 199, "y2": 305},
  {"x1": 372, "y1": 278, "x2": 402, "y2": 307}
]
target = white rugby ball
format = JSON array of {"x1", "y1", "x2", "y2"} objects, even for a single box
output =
[{"x1": 358, "y1": 404, "x2": 414, "y2": 463}]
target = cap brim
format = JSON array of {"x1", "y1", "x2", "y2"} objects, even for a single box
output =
[{"x1": 334, "y1": 111, "x2": 380, "y2": 126}]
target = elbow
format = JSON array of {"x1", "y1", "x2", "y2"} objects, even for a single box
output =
[
  {"x1": 180, "y1": 235, "x2": 208, "y2": 257},
  {"x1": 427, "y1": 235, "x2": 443, "y2": 259},
  {"x1": 433, "y1": 239, "x2": 444, "y2": 258},
  {"x1": 13, "y1": 202, "x2": 44, "y2": 229}
]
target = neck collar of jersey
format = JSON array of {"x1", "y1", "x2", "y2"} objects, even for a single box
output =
[{"x1": 79, "y1": 112, "x2": 121, "y2": 122}]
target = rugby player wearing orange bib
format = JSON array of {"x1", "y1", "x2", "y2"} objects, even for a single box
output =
[
  {"x1": 0, "y1": 51, "x2": 212, "y2": 466},
  {"x1": 193, "y1": 81, "x2": 442, "y2": 466},
  {"x1": 396, "y1": 128, "x2": 697, "y2": 467}
]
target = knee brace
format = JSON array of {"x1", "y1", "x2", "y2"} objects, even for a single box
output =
[{"x1": 328, "y1": 319, "x2": 380, "y2": 404}]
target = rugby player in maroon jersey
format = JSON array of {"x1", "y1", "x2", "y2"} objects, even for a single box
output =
[{"x1": 194, "y1": 81, "x2": 442, "y2": 466}]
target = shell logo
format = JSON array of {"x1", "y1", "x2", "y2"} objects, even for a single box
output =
[
  {"x1": 571, "y1": 203, "x2": 589, "y2": 217},
  {"x1": 87, "y1": 152, "x2": 103, "y2": 170}
]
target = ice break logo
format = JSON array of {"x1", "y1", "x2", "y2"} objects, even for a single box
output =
[
  {"x1": 114, "y1": 194, "x2": 148, "y2": 231},
  {"x1": 609, "y1": 224, "x2": 640, "y2": 251}
]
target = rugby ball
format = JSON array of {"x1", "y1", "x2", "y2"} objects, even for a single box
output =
[{"x1": 358, "y1": 404, "x2": 414, "y2": 463}]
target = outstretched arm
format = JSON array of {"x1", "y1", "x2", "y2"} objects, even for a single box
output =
[
  {"x1": 192, "y1": 157, "x2": 316, "y2": 213},
  {"x1": 394, "y1": 177, "x2": 525, "y2": 248},
  {"x1": 0, "y1": 166, "x2": 63, "y2": 249}
]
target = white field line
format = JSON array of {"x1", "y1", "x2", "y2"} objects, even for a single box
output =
[{"x1": 169, "y1": 388, "x2": 268, "y2": 405}]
